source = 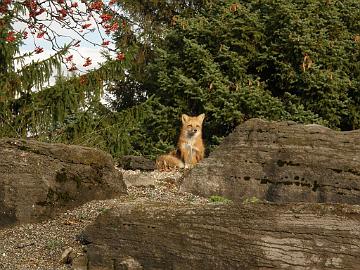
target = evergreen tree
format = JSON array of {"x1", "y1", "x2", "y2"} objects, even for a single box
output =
[
  {"x1": 2, "y1": 0, "x2": 359, "y2": 159},
  {"x1": 250, "y1": 0, "x2": 360, "y2": 129},
  {"x1": 138, "y1": 1, "x2": 323, "y2": 154},
  {"x1": 122, "y1": 0, "x2": 360, "y2": 156},
  {"x1": 0, "y1": 0, "x2": 141, "y2": 158}
]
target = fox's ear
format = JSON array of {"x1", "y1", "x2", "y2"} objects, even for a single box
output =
[
  {"x1": 182, "y1": 114, "x2": 189, "y2": 124},
  {"x1": 198, "y1": 113, "x2": 205, "y2": 123}
]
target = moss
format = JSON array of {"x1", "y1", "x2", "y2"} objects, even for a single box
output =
[
  {"x1": 98, "y1": 207, "x2": 110, "y2": 213},
  {"x1": 45, "y1": 239, "x2": 63, "y2": 250},
  {"x1": 73, "y1": 174, "x2": 82, "y2": 188},
  {"x1": 243, "y1": 196, "x2": 261, "y2": 204},
  {"x1": 209, "y1": 195, "x2": 232, "y2": 204},
  {"x1": 55, "y1": 168, "x2": 83, "y2": 188},
  {"x1": 16, "y1": 143, "x2": 41, "y2": 155},
  {"x1": 47, "y1": 189, "x2": 55, "y2": 202},
  {"x1": 55, "y1": 168, "x2": 68, "y2": 182},
  {"x1": 46, "y1": 188, "x2": 73, "y2": 204},
  {"x1": 18, "y1": 145, "x2": 29, "y2": 151},
  {"x1": 56, "y1": 191, "x2": 73, "y2": 203}
]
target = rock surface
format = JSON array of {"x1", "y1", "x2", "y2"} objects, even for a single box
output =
[
  {"x1": 121, "y1": 168, "x2": 183, "y2": 188},
  {"x1": 118, "y1": 155, "x2": 155, "y2": 171},
  {"x1": 0, "y1": 168, "x2": 207, "y2": 270},
  {"x1": 81, "y1": 202, "x2": 360, "y2": 269},
  {"x1": 0, "y1": 138, "x2": 126, "y2": 228},
  {"x1": 180, "y1": 119, "x2": 360, "y2": 204}
]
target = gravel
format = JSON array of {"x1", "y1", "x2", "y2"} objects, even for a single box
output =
[{"x1": 0, "y1": 169, "x2": 208, "y2": 270}]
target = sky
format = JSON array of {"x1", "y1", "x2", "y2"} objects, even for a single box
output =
[{"x1": 16, "y1": 1, "x2": 116, "y2": 79}]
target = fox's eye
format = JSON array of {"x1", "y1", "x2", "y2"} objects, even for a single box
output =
[
  {"x1": 187, "y1": 125, "x2": 192, "y2": 128},
  {"x1": 196, "y1": 125, "x2": 200, "y2": 128}
]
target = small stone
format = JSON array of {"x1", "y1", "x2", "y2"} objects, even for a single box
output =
[
  {"x1": 119, "y1": 257, "x2": 143, "y2": 270},
  {"x1": 60, "y1": 247, "x2": 74, "y2": 264}
]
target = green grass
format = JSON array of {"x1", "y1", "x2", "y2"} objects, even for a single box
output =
[{"x1": 209, "y1": 195, "x2": 232, "y2": 204}]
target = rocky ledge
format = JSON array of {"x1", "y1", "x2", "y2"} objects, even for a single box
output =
[
  {"x1": 81, "y1": 201, "x2": 360, "y2": 270},
  {"x1": 0, "y1": 138, "x2": 126, "y2": 228},
  {"x1": 181, "y1": 119, "x2": 360, "y2": 204}
]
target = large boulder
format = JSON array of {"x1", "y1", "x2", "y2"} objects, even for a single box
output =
[
  {"x1": 180, "y1": 119, "x2": 360, "y2": 204},
  {"x1": 81, "y1": 202, "x2": 360, "y2": 269},
  {"x1": 0, "y1": 138, "x2": 126, "y2": 228}
]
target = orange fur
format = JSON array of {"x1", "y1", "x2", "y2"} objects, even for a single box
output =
[
  {"x1": 156, "y1": 114, "x2": 205, "y2": 170},
  {"x1": 155, "y1": 152, "x2": 184, "y2": 171}
]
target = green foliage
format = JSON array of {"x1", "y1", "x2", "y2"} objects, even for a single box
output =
[
  {"x1": 126, "y1": 0, "x2": 360, "y2": 156},
  {"x1": 45, "y1": 239, "x2": 63, "y2": 250},
  {"x1": 0, "y1": 57, "x2": 127, "y2": 138},
  {"x1": 0, "y1": 1, "x2": 137, "y2": 155},
  {"x1": 250, "y1": 0, "x2": 360, "y2": 129},
  {"x1": 49, "y1": 99, "x2": 153, "y2": 158},
  {"x1": 2, "y1": 0, "x2": 360, "y2": 159},
  {"x1": 209, "y1": 195, "x2": 232, "y2": 204},
  {"x1": 243, "y1": 196, "x2": 261, "y2": 204},
  {"x1": 137, "y1": 1, "x2": 324, "y2": 153}
]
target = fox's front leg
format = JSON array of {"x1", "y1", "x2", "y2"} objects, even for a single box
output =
[
  {"x1": 195, "y1": 149, "x2": 204, "y2": 162},
  {"x1": 179, "y1": 143, "x2": 195, "y2": 168},
  {"x1": 190, "y1": 145, "x2": 204, "y2": 163}
]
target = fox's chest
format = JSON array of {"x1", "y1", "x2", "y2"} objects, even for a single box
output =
[
  {"x1": 181, "y1": 133, "x2": 202, "y2": 155},
  {"x1": 184, "y1": 141, "x2": 199, "y2": 154}
]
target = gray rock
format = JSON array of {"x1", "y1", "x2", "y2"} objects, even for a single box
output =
[
  {"x1": 119, "y1": 257, "x2": 143, "y2": 270},
  {"x1": 0, "y1": 138, "x2": 127, "y2": 228},
  {"x1": 81, "y1": 202, "x2": 360, "y2": 269},
  {"x1": 72, "y1": 255, "x2": 88, "y2": 270},
  {"x1": 60, "y1": 247, "x2": 73, "y2": 264},
  {"x1": 180, "y1": 118, "x2": 360, "y2": 204},
  {"x1": 118, "y1": 155, "x2": 155, "y2": 171},
  {"x1": 123, "y1": 173, "x2": 157, "y2": 187}
]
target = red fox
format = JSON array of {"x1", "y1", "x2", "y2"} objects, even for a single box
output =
[{"x1": 156, "y1": 113, "x2": 205, "y2": 170}]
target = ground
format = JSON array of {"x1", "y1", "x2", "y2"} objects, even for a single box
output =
[{"x1": 0, "y1": 168, "x2": 209, "y2": 270}]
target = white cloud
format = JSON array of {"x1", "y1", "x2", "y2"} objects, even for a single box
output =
[{"x1": 18, "y1": 45, "x2": 107, "y2": 71}]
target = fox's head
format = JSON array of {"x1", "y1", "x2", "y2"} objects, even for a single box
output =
[{"x1": 181, "y1": 113, "x2": 205, "y2": 138}]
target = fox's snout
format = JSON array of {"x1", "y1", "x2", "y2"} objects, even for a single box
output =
[{"x1": 187, "y1": 128, "x2": 198, "y2": 136}]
